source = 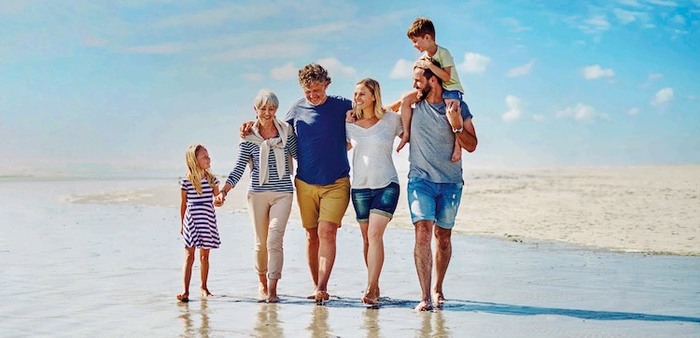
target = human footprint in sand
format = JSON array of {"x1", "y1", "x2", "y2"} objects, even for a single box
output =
[
  {"x1": 345, "y1": 79, "x2": 402, "y2": 306},
  {"x1": 217, "y1": 89, "x2": 297, "y2": 304},
  {"x1": 177, "y1": 144, "x2": 222, "y2": 302},
  {"x1": 407, "y1": 60, "x2": 478, "y2": 311}
]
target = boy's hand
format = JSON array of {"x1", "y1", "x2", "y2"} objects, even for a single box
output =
[{"x1": 446, "y1": 100, "x2": 463, "y2": 131}]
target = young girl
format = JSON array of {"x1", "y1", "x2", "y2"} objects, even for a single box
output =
[{"x1": 177, "y1": 144, "x2": 221, "y2": 302}]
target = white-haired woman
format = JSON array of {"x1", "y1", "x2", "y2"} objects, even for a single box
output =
[{"x1": 217, "y1": 89, "x2": 297, "y2": 303}]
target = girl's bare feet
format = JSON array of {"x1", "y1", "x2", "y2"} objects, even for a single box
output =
[
  {"x1": 200, "y1": 288, "x2": 212, "y2": 298},
  {"x1": 176, "y1": 292, "x2": 189, "y2": 302}
]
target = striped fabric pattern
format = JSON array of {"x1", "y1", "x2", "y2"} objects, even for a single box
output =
[
  {"x1": 180, "y1": 177, "x2": 221, "y2": 249},
  {"x1": 226, "y1": 134, "x2": 297, "y2": 193}
]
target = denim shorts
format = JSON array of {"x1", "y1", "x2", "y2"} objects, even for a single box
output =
[
  {"x1": 351, "y1": 182, "x2": 400, "y2": 223},
  {"x1": 407, "y1": 177, "x2": 463, "y2": 229},
  {"x1": 442, "y1": 89, "x2": 463, "y2": 101}
]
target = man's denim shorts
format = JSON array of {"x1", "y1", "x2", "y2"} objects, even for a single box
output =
[{"x1": 407, "y1": 177, "x2": 463, "y2": 229}]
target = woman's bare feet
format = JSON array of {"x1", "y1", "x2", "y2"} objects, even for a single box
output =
[
  {"x1": 361, "y1": 287, "x2": 380, "y2": 305},
  {"x1": 315, "y1": 290, "x2": 330, "y2": 304},
  {"x1": 258, "y1": 284, "x2": 269, "y2": 302},
  {"x1": 267, "y1": 294, "x2": 280, "y2": 303},
  {"x1": 414, "y1": 299, "x2": 433, "y2": 311},
  {"x1": 176, "y1": 292, "x2": 189, "y2": 302},
  {"x1": 200, "y1": 288, "x2": 212, "y2": 298}
]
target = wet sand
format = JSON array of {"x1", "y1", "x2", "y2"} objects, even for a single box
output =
[{"x1": 1, "y1": 173, "x2": 699, "y2": 336}]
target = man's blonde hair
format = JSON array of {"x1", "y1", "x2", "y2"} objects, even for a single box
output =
[{"x1": 298, "y1": 63, "x2": 331, "y2": 88}]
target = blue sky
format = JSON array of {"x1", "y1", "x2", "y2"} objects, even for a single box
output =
[{"x1": 1, "y1": 0, "x2": 699, "y2": 176}]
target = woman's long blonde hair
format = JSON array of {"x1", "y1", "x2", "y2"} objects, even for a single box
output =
[
  {"x1": 185, "y1": 144, "x2": 215, "y2": 195},
  {"x1": 354, "y1": 78, "x2": 385, "y2": 120}
]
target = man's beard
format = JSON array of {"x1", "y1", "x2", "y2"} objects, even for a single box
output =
[{"x1": 419, "y1": 85, "x2": 431, "y2": 100}]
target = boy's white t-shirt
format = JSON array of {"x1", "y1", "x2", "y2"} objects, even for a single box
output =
[{"x1": 346, "y1": 111, "x2": 402, "y2": 189}]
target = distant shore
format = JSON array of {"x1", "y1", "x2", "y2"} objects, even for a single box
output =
[{"x1": 62, "y1": 165, "x2": 700, "y2": 256}]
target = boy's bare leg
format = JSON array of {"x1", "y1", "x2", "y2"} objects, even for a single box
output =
[{"x1": 446, "y1": 99, "x2": 462, "y2": 162}]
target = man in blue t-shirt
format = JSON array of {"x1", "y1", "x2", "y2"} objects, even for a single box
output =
[
  {"x1": 285, "y1": 64, "x2": 352, "y2": 302},
  {"x1": 407, "y1": 59, "x2": 478, "y2": 311}
]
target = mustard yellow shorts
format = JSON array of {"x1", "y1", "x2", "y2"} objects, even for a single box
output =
[{"x1": 295, "y1": 177, "x2": 350, "y2": 229}]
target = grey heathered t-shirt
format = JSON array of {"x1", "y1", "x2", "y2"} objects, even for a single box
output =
[{"x1": 408, "y1": 100, "x2": 472, "y2": 183}]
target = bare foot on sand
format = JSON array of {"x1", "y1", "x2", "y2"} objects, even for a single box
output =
[
  {"x1": 306, "y1": 293, "x2": 316, "y2": 300},
  {"x1": 414, "y1": 300, "x2": 433, "y2": 312},
  {"x1": 433, "y1": 292, "x2": 446, "y2": 309},
  {"x1": 201, "y1": 288, "x2": 212, "y2": 298},
  {"x1": 361, "y1": 287, "x2": 380, "y2": 305},
  {"x1": 267, "y1": 294, "x2": 280, "y2": 303},
  {"x1": 176, "y1": 292, "x2": 189, "y2": 302},
  {"x1": 258, "y1": 285, "x2": 269, "y2": 302},
  {"x1": 315, "y1": 290, "x2": 330, "y2": 304}
]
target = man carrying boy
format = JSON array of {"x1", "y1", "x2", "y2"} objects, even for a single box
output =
[
  {"x1": 408, "y1": 59, "x2": 477, "y2": 311},
  {"x1": 395, "y1": 17, "x2": 466, "y2": 163}
]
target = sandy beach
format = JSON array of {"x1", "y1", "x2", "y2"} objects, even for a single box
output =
[{"x1": 2, "y1": 166, "x2": 699, "y2": 336}]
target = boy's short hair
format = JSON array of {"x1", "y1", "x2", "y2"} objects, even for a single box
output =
[
  {"x1": 407, "y1": 17, "x2": 435, "y2": 39},
  {"x1": 298, "y1": 63, "x2": 332, "y2": 88}
]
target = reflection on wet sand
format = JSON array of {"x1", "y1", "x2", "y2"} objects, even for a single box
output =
[
  {"x1": 419, "y1": 310, "x2": 450, "y2": 337},
  {"x1": 362, "y1": 308, "x2": 380, "y2": 338},
  {"x1": 308, "y1": 305, "x2": 331, "y2": 337},
  {"x1": 255, "y1": 303, "x2": 283, "y2": 337},
  {"x1": 179, "y1": 299, "x2": 210, "y2": 337}
]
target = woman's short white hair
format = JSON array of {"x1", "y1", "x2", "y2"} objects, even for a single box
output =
[{"x1": 253, "y1": 89, "x2": 279, "y2": 109}]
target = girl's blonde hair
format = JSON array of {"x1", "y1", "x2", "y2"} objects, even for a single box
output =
[
  {"x1": 185, "y1": 144, "x2": 216, "y2": 195},
  {"x1": 354, "y1": 78, "x2": 385, "y2": 120}
]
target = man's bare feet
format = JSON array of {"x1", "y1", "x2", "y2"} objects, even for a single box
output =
[
  {"x1": 176, "y1": 292, "x2": 189, "y2": 302},
  {"x1": 200, "y1": 288, "x2": 212, "y2": 298},
  {"x1": 414, "y1": 300, "x2": 433, "y2": 311},
  {"x1": 433, "y1": 292, "x2": 446, "y2": 309}
]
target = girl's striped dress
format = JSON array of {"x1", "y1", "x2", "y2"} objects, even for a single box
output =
[{"x1": 180, "y1": 177, "x2": 221, "y2": 249}]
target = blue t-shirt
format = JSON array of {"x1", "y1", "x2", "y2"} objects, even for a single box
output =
[
  {"x1": 285, "y1": 95, "x2": 352, "y2": 185},
  {"x1": 408, "y1": 100, "x2": 473, "y2": 183}
]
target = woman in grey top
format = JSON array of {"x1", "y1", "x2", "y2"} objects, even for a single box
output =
[{"x1": 346, "y1": 78, "x2": 402, "y2": 305}]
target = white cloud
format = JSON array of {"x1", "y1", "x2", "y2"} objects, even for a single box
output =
[
  {"x1": 583, "y1": 65, "x2": 615, "y2": 79},
  {"x1": 317, "y1": 57, "x2": 356, "y2": 77},
  {"x1": 614, "y1": 9, "x2": 639, "y2": 23},
  {"x1": 389, "y1": 59, "x2": 414, "y2": 79},
  {"x1": 556, "y1": 103, "x2": 605, "y2": 121},
  {"x1": 647, "y1": 0, "x2": 678, "y2": 7},
  {"x1": 501, "y1": 95, "x2": 523, "y2": 122},
  {"x1": 648, "y1": 73, "x2": 663, "y2": 81},
  {"x1": 628, "y1": 107, "x2": 640, "y2": 115},
  {"x1": 270, "y1": 62, "x2": 297, "y2": 80},
  {"x1": 124, "y1": 43, "x2": 184, "y2": 54},
  {"x1": 203, "y1": 42, "x2": 310, "y2": 61},
  {"x1": 507, "y1": 60, "x2": 535, "y2": 77},
  {"x1": 502, "y1": 18, "x2": 531, "y2": 32},
  {"x1": 580, "y1": 15, "x2": 611, "y2": 34},
  {"x1": 532, "y1": 114, "x2": 546, "y2": 122},
  {"x1": 458, "y1": 53, "x2": 491, "y2": 74},
  {"x1": 651, "y1": 87, "x2": 674, "y2": 106},
  {"x1": 243, "y1": 73, "x2": 264, "y2": 82}
]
